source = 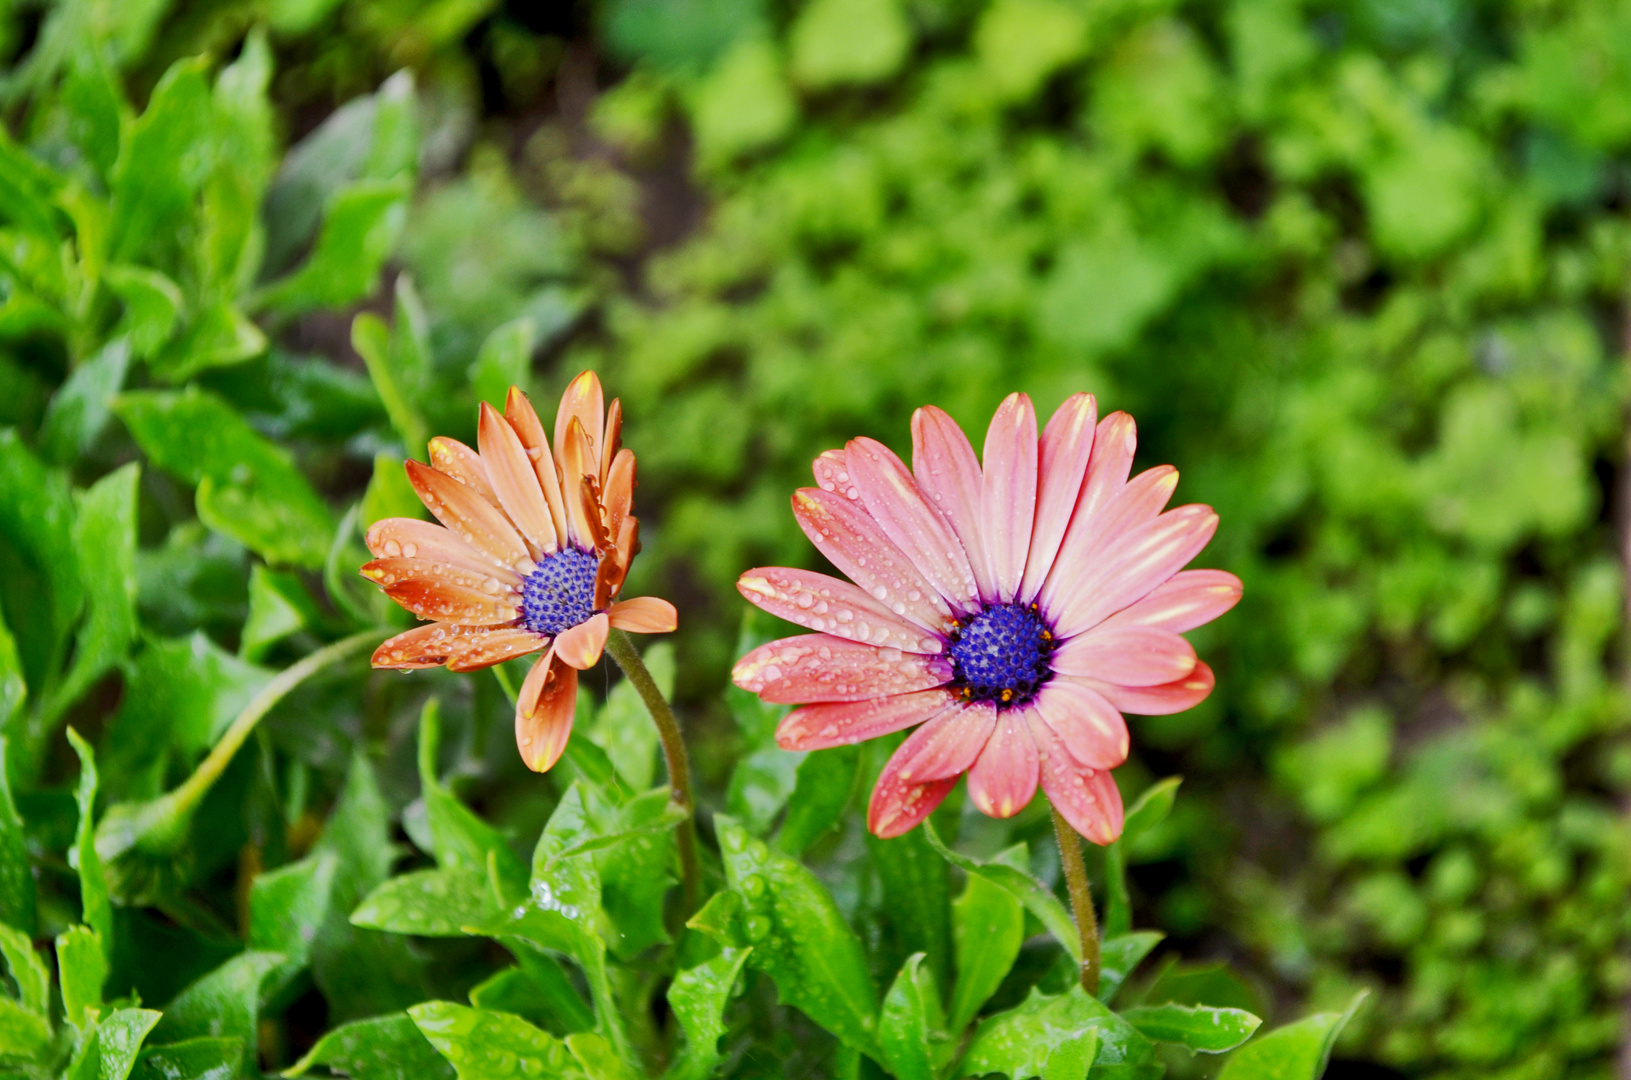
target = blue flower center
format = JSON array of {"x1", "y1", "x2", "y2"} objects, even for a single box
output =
[
  {"x1": 520, "y1": 548, "x2": 600, "y2": 636},
  {"x1": 947, "y1": 603, "x2": 1054, "y2": 708}
]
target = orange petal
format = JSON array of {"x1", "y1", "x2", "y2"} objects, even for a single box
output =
[
  {"x1": 607, "y1": 596, "x2": 677, "y2": 633},
  {"x1": 553, "y1": 611, "x2": 609, "y2": 669},
  {"x1": 377, "y1": 576, "x2": 520, "y2": 625},
  {"x1": 361, "y1": 556, "x2": 522, "y2": 595},
  {"x1": 554, "y1": 371, "x2": 605, "y2": 472},
  {"x1": 516, "y1": 652, "x2": 578, "y2": 772},
  {"x1": 594, "y1": 549, "x2": 623, "y2": 609},
  {"x1": 428, "y1": 437, "x2": 499, "y2": 506},
  {"x1": 479, "y1": 402, "x2": 559, "y2": 556},
  {"x1": 614, "y1": 517, "x2": 639, "y2": 576},
  {"x1": 406, "y1": 459, "x2": 532, "y2": 572},
  {"x1": 603, "y1": 448, "x2": 635, "y2": 542},
  {"x1": 505, "y1": 386, "x2": 548, "y2": 451},
  {"x1": 602, "y1": 398, "x2": 623, "y2": 486},
  {"x1": 372, "y1": 624, "x2": 457, "y2": 669},
  {"x1": 559, "y1": 418, "x2": 600, "y2": 549},
  {"x1": 366, "y1": 518, "x2": 500, "y2": 576},
  {"x1": 446, "y1": 626, "x2": 548, "y2": 672}
]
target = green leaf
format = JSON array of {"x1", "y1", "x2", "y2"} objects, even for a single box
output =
[
  {"x1": 1216, "y1": 993, "x2": 1367, "y2": 1080},
  {"x1": 1143, "y1": 960, "x2": 1260, "y2": 1014},
  {"x1": 468, "y1": 963, "x2": 587, "y2": 1036},
  {"x1": 0, "y1": 738, "x2": 35, "y2": 932},
  {"x1": 923, "y1": 819, "x2": 1080, "y2": 963},
  {"x1": 351, "y1": 314, "x2": 428, "y2": 458},
  {"x1": 773, "y1": 745, "x2": 857, "y2": 856},
  {"x1": 50, "y1": 464, "x2": 140, "y2": 720},
  {"x1": 56, "y1": 924, "x2": 107, "y2": 1027},
  {"x1": 151, "y1": 303, "x2": 267, "y2": 382},
  {"x1": 726, "y1": 746, "x2": 802, "y2": 836},
  {"x1": 0, "y1": 128, "x2": 65, "y2": 239},
  {"x1": 707, "y1": 815, "x2": 878, "y2": 1054},
  {"x1": 1103, "y1": 778, "x2": 1180, "y2": 940},
  {"x1": 880, "y1": 953, "x2": 948, "y2": 1080},
  {"x1": 108, "y1": 58, "x2": 213, "y2": 264},
  {"x1": 417, "y1": 701, "x2": 527, "y2": 897},
  {"x1": 1121, "y1": 1003, "x2": 1261, "y2": 1053},
  {"x1": 151, "y1": 951, "x2": 286, "y2": 1073},
  {"x1": 565, "y1": 1031, "x2": 641, "y2": 1080},
  {"x1": 66, "y1": 1008, "x2": 162, "y2": 1080},
  {"x1": 361, "y1": 454, "x2": 426, "y2": 529},
  {"x1": 957, "y1": 986, "x2": 1155, "y2": 1079},
  {"x1": 597, "y1": 787, "x2": 682, "y2": 959},
  {"x1": 664, "y1": 946, "x2": 750, "y2": 1080},
  {"x1": 0, "y1": 620, "x2": 23, "y2": 738},
  {"x1": 789, "y1": 0, "x2": 912, "y2": 89},
  {"x1": 0, "y1": 995, "x2": 50, "y2": 1056},
  {"x1": 284, "y1": 1012, "x2": 453, "y2": 1080},
  {"x1": 867, "y1": 823, "x2": 953, "y2": 991},
  {"x1": 408, "y1": 1002, "x2": 588, "y2": 1080},
  {"x1": 102, "y1": 265, "x2": 182, "y2": 360},
  {"x1": 350, "y1": 867, "x2": 499, "y2": 937},
  {"x1": 132, "y1": 1037, "x2": 244, "y2": 1080},
  {"x1": 249, "y1": 850, "x2": 338, "y2": 988},
  {"x1": 1097, "y1": 932, "x2": 1164, "y2": 1006},
  {"x1": 40, "y1": 340, "x2": 132, "y2": 464},
  {"x1": 67, "y1": 728, "x2": 112, "y2": 953},
  {"x1": 589, "y1": 643, "x2": 673, "y2": 790},
  {"x1": 948, "y1": 865, "x2": 1024, "y2": 1031},
  {"x1": 0, "y1": 429, "x2": 82, "y2": 699},
  {"x1": 469, "y1": 317, "x2": 536, "y2": 410},
  {"x1": 0, "y1": 922, "x2": 47, "y2": 1015},
  {"x1": 115, "y1": 388, "x2": 333, "y2": 568},
  {"x1": 241, "y1": 565, "x2": 323, "y2": 661},
  {"x1": 253, "y1": 178, "x2": 411, "y2": 316}
]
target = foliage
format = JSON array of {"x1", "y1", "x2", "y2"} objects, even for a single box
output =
[{"x1": 0, "y1": 0, "x2": 1623, "y2": 1077}]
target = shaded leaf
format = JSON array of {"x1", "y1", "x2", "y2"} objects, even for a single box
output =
[
  {"x1": 132, "y1": 1036, "x2": 242, "y2": 1080},
  {"x1": 949, "y1": 866, "x2": 1024, "y2": 1031},
  {"x1": 880, "y1": 953, "x2": 948, "y2": 1080},
  {"x1": 66, "y1": 1008, "x2": 162, "y2": 1080},
  {"x1": 1121, "y1": 1003, "x2": 1260, "y2": 1053},
  {"x1": 957, "y1": 985, "x2": 1155, "y2": 1079},
  {"x1": 0, "y1": 738, "x2": 35, "y2": 932},
  {"x1": 408, "y1": 1002, "x2": 588, "y2": 1080},
  {"x1": 664, "y1": 945, "x2": 750, "y2": 1080},
  {"x1": 1216, "y1": 993, "x2": 1367, "y2": 1080},
  {"x1": 284, "y1": 1012, "x2": 453, "y2": 1080},
  {"x1": 67, "y1": 728, "x2": 111, "y2": 952},
  {"x1": 56, "y1": 924, "x2": 107, "y2": 1027},
  {"x1": 923, "y1": 819, "x2": 1079, "y2": 964}
]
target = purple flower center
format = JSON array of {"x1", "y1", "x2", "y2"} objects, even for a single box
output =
[
  {"x1": 947, "y1": 602, "x2": 1054, "y2": 708},
  {"x1": 521, "y1": 548, "x2": 599, "y2": 635}
]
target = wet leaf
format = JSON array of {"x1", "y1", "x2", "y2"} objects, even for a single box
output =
[
  {"x1": 284, "y1": 1012, "x2": 453, "y2": 1080},
  {"x1": 1121, "y1": 1003, "x2": 1260, "y2": 1053},
  {"x1": 65, "y1": 1008, "x2": 161, "y2": 1080},
  {"x1": 923, "y1": 819, "x2": 1079, "y2": 964},
  {"x1": 773, "y1": 745, "x2": 857, "y2": 857},
  {"x1": 67, "y1": 728, "x2": 112, "y2": 952},
  {"x1": 1097, "y1": 932, "x2": 1164, "y2": 1006},
  {"x1": 880, "y1": 953, "x2": 948, "y2": 1080},
  {"x1": 151, "y1": 951, "x2": 286, "y2": 1074},
  {"x1": 56, "y1": 924, "x2": 106, "y2": 1027},
  {"x1": 0, "y1": 739, "x2": 35, "y2": 932},
  {"x1": 949, "y1": 864, "x2": 1024, "y2": 1031},
  {"x1": 1216, "y1": 993, "x2": 1366, "y2": 1080},
  {"x1": 957, "y1": 985, "x2": 1155, "y2": 1079},
  {"x1": 132, "y1": 1036, "x2": 242, "y2": 1080},
  {"x1": 665, "y1": 945, "x2": 750, "y2": 1080},
  {"x1": 408, "y1": 1001, "x2": 588, "y2": 1080}
]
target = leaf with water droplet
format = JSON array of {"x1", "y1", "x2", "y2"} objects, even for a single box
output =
[
  {"x1": 1119, "y1": 1002, "x2": 1261, "y2": 1053},
  {"x1": 409, "y1": 1001, "x2": 588, "y2": 1080},
  {"x1": 665, "y1": 946, "x2": 751, "y2": 1080},
  {"x1": 284, "y1": 1011, "x2": 453, "y2": 1080},
  {"x1": 955, "y1": 985, "x2": 1154, "y2": 1079}
]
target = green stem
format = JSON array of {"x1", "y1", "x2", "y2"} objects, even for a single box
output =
[
  {"x1": 97, "y1": 630, "x2": 385, "y2": 862},
  {"x1": 603, "y1": 628, "x2": 701, "y2": 916},
  {"x1": 1052, "y1": 806, "x2": 1101, "y2": 995}
]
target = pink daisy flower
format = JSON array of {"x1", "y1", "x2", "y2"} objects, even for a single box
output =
[{"x1": 731, "y1": 394, "x2": 1240, "y2": 843}]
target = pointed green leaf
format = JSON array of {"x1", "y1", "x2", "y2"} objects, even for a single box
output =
[
  {"x1": 880, "y1": 953, "x2": 948, "y2": 1080},
  {"x1": 152, "y1": 952, "x2": 285, "y2": 1073},
  {"x1": 50, "y1": 464, "x2": 140, "y2": 720},
  {"x1": 0, "y1": 429, "x2": 82, "y2": 700},
  {"x1": 469, "y1": 317, "x2": 536, "y2": 410},
  {"x1": 0, "y1": 996, "x2": 49, "y2": 1055},
  {"x1": 773, "y1": 745, "x2": 857, "y2": 857},
  {"x1": 867, "y1": 824, "x2": 953, "y2": 991},
  {"x1": 40, "y1": 340, "x2": 132, "y2": 464},
  {"x1": 115, "y1": 388, "x2": 333, "y2": 568},
  {"x1": 408, "y1": 1002, "x2": 588, "y2": 1080},
  {"x1": 1104, "y1": 778, "x2": 1180, "y2": 939},
  {"x1": 664, "y1": 946, "x2": 750, "y2": 1080},
  {"x1": 102, "y1": 266, "x2": 182, "y2": 361},
  {"x1": 253, "y1": 178, "x2": 411, "y2": 316},
  {"x1": 108, "y1": 58, "x2": 213, "y2": 263},
  {"x1": 249, "y1": 849, "x2": 338, "y2": 988},
  {"x1": 957, "y1": 986, "x2": 1155, "y2": 1080},
  {"x1": 284, "y1": 1012, "x2": 453, "y2": 1080},
  {"x1": 1122, "y1": 1003, "x2": 1261, "y2": 1053},
  {"x1": 713, "y1": 815, "x2": 878, "y2": 1054},
  {"x1": 1097, "y1": 931, "x2": 1164, "y2": 1006},
  {"x1": 132, "y1": 1036, "x2": 244, "y2": 1080},
  {"x1": 56, "y1": 924, "x2": 107, "y2": 1027},
  {"x1": 240, "y1": 566, "x2": 323, "y2": 661},
  {"x1": 1216, "y1": 993, "x2": 1367, "y2": 1080},
  {"x1": 66, "y1": 1008, "x2": 162, "y2": 1080},
  {"x1": 350, "y1": 867, "x2": 499, "y2": 937},
  {"x1": 923, "y1": 819, "x2": 1080, "y2": 963},
  {"x1": 351, "y1": 312, "x2": 427, "y2": 457},
  {"x1": 949, "y1": 867, "x2": 1024, "y2": 1031},
  {"x1": 469, "y1": 961, "x2": 593, "y2": 1037},
  {"x1": 0, "y1": 922, "x2": 46, "y2": 1015},
  {"x1": 417, "y1": 701, "x2": 527, "y2": 898},
  {"x1": 0, "y1": 738, "x2": 34, "y2": 932},
  {"x1": 566, "y1": 1031, "x2": 640, "y2": 1080},
  {"x1": 67, "y1": 728, "x2": 111, "y2": 953}
]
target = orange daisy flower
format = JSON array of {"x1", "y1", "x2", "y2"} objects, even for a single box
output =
[{"x1": 364, "y1": 374, "x2": 677, "y2": 772}]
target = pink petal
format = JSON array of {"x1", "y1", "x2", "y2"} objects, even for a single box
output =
[
  {"x1": 966, "y1": 708, "x2": 1039, "y2": 819},
  {"x1": 912, "y1": 406, "x2": 995, "y2": 601},
  {"x1": 1031, "y1": 680, "x2": 1129, "y2": 769},
  {"x1": 845, "y1": 437, "x2": 980, "y2": 612},
  {"x1": 733, "y1": 633, "x2": 953, "y2": 704},
  {"x1": 554, "y1": 612, "x2": 609, "y2": 670},
  {"x1": 889, "y1": 700, "x2": 997, "y2": 783},
  {"x1": 1077, "y1": 411, "x2": 1138, "y2": 520},
  {"x1": 1033, "y1": 718, "x2": 1124, "y2": 844},
  {"x1": 980, "y1": 393, "x2": 1039, "y2": 602},
  {"x1": 1081, "y1": 661, "x2": 1215, "y2": 716},
  {"x1": 1018, "y1": 393, "x2": 1097, "y2": 603},
  {"x1": 517, "y1": 652, "x2": 577, "y2": 772},
  {"x1": 1052, "y1": 625, "x2": 1196, "y2": 687},
  {"x1": 792, "y1": 489, "x2": 956, "y2": 633},
  {"x1": 1098, "y1": 569, "x2": 1243, "y2": 633},
  {"x1": 1040, "y1": 466, "x2": 1178, "y2": 616},
  {"x1": 1052, "y1": 505, "x2": 1220, "y2": 637},
  {"x1": 737, "y1": 567, "x2": 943, "y2": 654},
  {"x1": 778, "y1": 689, "x2": 959, "y2": 751},
  {"x1": 607, "y1": 596, "x2": 678, "y2": 633},
  {"x1": 868, "y1": 765, "x2": 958, "y2": 839},
  {"x1": 812, "y1": 449, "x2": 859, "y2": 499}
]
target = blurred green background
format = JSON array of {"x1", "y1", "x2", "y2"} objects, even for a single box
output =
[{"x1": 2, "y1": 0, "x2": 1631, "y2": 1075}]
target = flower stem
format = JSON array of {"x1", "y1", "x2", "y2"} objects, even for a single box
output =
[
  {"x1": 603, "y1": 628, "x2": 701, "y2": 915},
  {"x1": 1051, "y1": 806, "x2": 1101, "y2": 995}
]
